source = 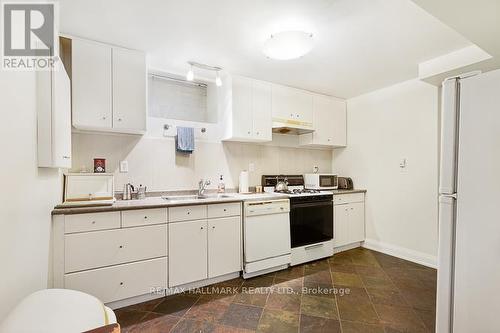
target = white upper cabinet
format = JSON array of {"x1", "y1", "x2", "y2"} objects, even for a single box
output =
[
  {"x1": 271, "y1": 84, "x2": 313, "y2": 129},
  {"x1": 71, "y1": 38, "x2": 146, "y2": 134},
  {"x1": 220, "y1": 75, "x2": 272, "y2": 142},
  {"x1": 72, "y1": 39, "x2": 113, "y2": 130},
  {"x1": 112, "y1": 47, "x2": 147, "y2": 132},
  {"x1": 299, "y1": 94, "x2": 347, "y2": 148},
  {"x1": 37, "y1": 60, "x2": 72, "y2": 168}
]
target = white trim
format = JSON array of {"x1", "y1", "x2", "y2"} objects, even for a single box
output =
[
  {"x1": 333, "y1": 242, "x2": 362, "y2": 254},
  {"x1": 362, "y1": 239, "x2": 437, "y2": 268}
]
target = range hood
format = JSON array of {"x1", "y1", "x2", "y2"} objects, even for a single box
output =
[{"x1": 272, "y1": 118, "x2": 314, "y2": 135}]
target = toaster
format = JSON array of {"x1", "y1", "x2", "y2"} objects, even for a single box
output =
[{"x1": 338, "y1": 177, "x2": 354, "y2": 190}]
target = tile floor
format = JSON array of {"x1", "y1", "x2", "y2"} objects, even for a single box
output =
[{"x1": 116, "y1": 248, "x2": 437, "y2": 333}]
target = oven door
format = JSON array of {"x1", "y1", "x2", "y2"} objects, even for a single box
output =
[{"x1": 290, "y1": 199, "x2": 333, "y2": 248}]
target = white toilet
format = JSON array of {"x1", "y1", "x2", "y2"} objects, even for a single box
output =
[{"x1": 0, "y1": 289, "x2": 117, "y2": 333}]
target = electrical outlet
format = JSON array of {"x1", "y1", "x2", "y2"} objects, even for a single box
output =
[{"x1": 120, "y1": 160, "x2": 129, "y2": 173}]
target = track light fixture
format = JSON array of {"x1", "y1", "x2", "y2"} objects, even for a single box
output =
[{"x1": 186, "y1": 61, "x2": 223, "y2": 87}]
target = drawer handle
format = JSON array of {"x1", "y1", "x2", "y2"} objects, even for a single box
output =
[{"x1": 305, "y1": 243, "x2": 324, "y2": 251}]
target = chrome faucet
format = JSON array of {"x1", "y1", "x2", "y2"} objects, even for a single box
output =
[{"x1": 198, "y1": 179, "x2": 211, "y2": 197}]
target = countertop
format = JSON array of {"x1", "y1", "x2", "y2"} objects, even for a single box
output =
[{"x1": 52, "y1": 189, "x2": 366, "y2": 215}]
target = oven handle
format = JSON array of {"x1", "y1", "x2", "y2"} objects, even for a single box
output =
[
  {"x1": 291, "y1": 201, "x2": 333, "y2": 209},
  {"x1": 305, "y1": 243, "x2": 325, "y2": 251}
]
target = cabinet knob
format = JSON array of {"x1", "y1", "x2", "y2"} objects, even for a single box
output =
[
  {"x1": 223, "y1": 209, "x2": 227, "y2": 212},
  {"x1": 91, "y1": 221, "x2": 96, "y2": 224},
  {"x1": 119, "y1": 245, "x2": 124, "y2": 249},
  {"x1": 256, "y1": 132, "x2": 259, "y2": 135},
  {"x1": 247, "y1": 131, "x2": 251, "y2": 134},
  {"x1": 144, "y1": 216, "x2": 148, "y2": 219},
  {"x1": 187, "y1": 212, "x2": 190, "y2": 215},
  {"x1": 212, "y1": 226, "x2": 215, "y2": 229},
  {"x1": 200, "y1": 226, "x2": 204, "y2": 230},
  {"x1": 118, "y1": 118, "x2": 123, "y2": 122},
  {"x1": 120, "y1": 282, "x2": 124, "y2": 286},
  {"x1": 102, "y1": 116, "x2": 106, "y2": 120},
  {"x1": 62, "y1": 155, "x2": 71, "y2": 159}
]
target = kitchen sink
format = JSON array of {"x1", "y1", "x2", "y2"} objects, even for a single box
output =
[{"x1": 162, "y1": 194, "x2": 233, "y2": 201}]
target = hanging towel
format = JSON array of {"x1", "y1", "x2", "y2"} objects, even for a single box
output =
[{"x1": 176, "y1": 126, "x2": 195, "y2": 153}]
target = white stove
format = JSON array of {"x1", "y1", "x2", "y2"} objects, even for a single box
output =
[{"x1": 261, "y1": 175, "x2": 335, "y2": 266}]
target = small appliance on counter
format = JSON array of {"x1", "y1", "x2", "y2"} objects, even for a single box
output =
[
  {"x1": 58, "y1": 173, "x2": 115, "y2": 207},
  {"x1": 337, "y1": 177, "x2": 354, "y2": 190},
  {"x1": 304, "y1": 173, "x2": 338, "y2": 190}
]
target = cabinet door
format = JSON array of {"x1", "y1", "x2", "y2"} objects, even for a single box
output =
[
  {"x1": 271, "y1": 84, "x2": 295, "y2": 121},
  {"x1": 334, "y1": 205, "x2": 349, "y2": 248},
  {"x1": 232, "y1": 76, "x2": 253, "y2": 139},
  {"x1": 330, "y1": 99, "x2": 347, "y2": 147},
  {"x1": 72, "y1": 39, "x2": 112, "y2": 129},
  {"x1": 348, "y1": 202, "x2": 365, "y2": 243},
  {"x1": 52, "y1": 62, "x2": 72, "y2": 167},
  {"x1": 168, "y1": 220, "x2": 208, "y2": 287},
  {"x1": 252, "y1": 80, "x2": 272, "y2": 141},
  {"x1": 312, "y1": 94, "x2": 334, "y2": 145},
  {"x1": 294, "y1": 89, "x2": 313, "y2": 126},
  {"x1": 112, "y1": 47, "x2": 147, "y2": 133},
  {"x1": 208, "y1": 216, "x2": 241, "y2": 278}
]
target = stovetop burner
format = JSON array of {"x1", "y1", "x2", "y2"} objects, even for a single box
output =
[{"x1": 275, "y1": 189, "x2": 321, "y2": 195}]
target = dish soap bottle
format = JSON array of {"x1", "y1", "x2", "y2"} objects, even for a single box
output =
[{"x1": 218, "y1": 175, "x2": 225, "y2": 193}]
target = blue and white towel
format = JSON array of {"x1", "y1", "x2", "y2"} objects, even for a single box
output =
[{"x1": 176, "y1": 126, "x2": 195, "y2": 153}]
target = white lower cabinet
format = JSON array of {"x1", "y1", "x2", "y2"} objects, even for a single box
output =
[
  {"x1": 65, "y1": 257, "x2": 167, "y2": 304},
  {"x1": 168, "y1": 219, "x2": 208, "y2": 287},
  {"x1": 168, "y1": 203, "x2": 242, "y2": 287},
  {"x1": 334, "y1": 194, "x2": 366, "y2": 248},
  {"x1": 208, "y1": 216, "x2": 241, "y2": 277}
]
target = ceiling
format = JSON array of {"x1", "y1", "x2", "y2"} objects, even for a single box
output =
[{"x1": 59, "y1": 0, "x2": 472, "y2": 98}]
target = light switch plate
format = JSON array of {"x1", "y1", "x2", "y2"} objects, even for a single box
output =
[{"x1": 120, "y1": 160, "x2": 129, "y2": 173}]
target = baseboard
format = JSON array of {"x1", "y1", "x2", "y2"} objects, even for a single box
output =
[
  {"x1": 362, "y1": 238, "x2": 437, "y2": 269},
  {"x1": 334, "y1": 242, "x2": 362, "y2": 254}
]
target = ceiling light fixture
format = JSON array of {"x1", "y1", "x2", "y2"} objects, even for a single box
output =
[
  {"x1": 263, "y1": 30, "x2": 314, "y2": 60},
  {"x1": 186, "y1": 61, "x2": 223, "y2": 87}
]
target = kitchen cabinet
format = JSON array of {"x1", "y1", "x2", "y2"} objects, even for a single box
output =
[
  {"x1": 271, "y1": 84, "x2": 313, "y2": 129},
  {"x1": 299, "y1": 94, "x2": 347, "y2": 148},
  {"x1": 334, "y1": 194, "x2": 365, "y2": 248},
  {"x1": 37, "y1": 59, "x2": 72, "y2": 168},
  {"x1": 168, "y1": 219, "x2": 208, "y2": 287},
  {"x1": 71, "y1": 37, "x2": 146, "y2": 134},
  {"x1": 112, "y1": 47, "x2": 147, "y2": 132},
  {"x1": 72, "y1": 38, "x2": 113, "y2": 130},
  {"x1": 168, "y1": 203, "x2": 242, "y2": 287},
  {"x1": 208, "y1": 216, "x2": 241, "y2": 277},
  {"x1": 221, "y1": 75, "x2": 272, "y2": 142}
]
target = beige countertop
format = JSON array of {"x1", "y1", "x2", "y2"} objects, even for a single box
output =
[
  {"x1": 52, "y1": 192, "x2": 290, "y2": 215},
  {"x1": 52, "y1": 189, "x2": 366, "y2": 215}
]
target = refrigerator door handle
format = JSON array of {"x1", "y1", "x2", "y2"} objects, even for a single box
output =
[{"x1": 441, "y1": 193, "x2": 457, "y2": 199}]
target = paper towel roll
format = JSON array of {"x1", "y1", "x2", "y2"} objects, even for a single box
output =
[{"x1": 239, "y1": 170, "x2": 249, "y2": 193}]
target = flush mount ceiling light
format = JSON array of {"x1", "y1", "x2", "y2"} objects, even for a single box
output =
[
  {"x1": 186, "y1": 61, "x2": 223, "y2": 87},
  {"x1": 263, "y1": 31, "x2": 314, "y2": 60}
]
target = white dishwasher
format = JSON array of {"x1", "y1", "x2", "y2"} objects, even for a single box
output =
[{"x1": 243, "y1": 199, "x2": 291, "y2": 278}]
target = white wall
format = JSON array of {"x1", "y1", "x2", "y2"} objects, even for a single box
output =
[
  {"x1": 72, "y1": 117, "x2": 333, "y2": 192},
  {"x1": 333, "y1": 79, "x2": 439, "y2": 266},
  {"x1": 0, "y1": 72, "x2": 62, "y2": 320}
]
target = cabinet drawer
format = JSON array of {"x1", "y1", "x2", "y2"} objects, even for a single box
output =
[
  {"x1": 65, "y1": 257, "x2": 167, "y2": 304},
  {"x1": 121, "y1": 208, "x2": 167, "y2": 227},
  {"x1": 333, "y1": 193, "x2": 364, "y2": 205},
  {"x1": 65, "y1": 224, "x2": 167, "y2": 273},
  {"x1": 169, "y1": 205, "x2": 207, "y2": 222},
  {"x1": 65, "y1": 212, "x2": 120, "y2": 234},
  {"x1": 208, "y1": 202, "x2": 241, "y2": 219}
]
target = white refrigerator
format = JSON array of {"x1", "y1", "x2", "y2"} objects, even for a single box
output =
[{"x1": 436, "y1": 69, "x2": 500, "y2": 332}]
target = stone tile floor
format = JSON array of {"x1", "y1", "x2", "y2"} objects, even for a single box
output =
[{"x1": 116, "y1": 248, "x2": 437, "y2": 332}]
